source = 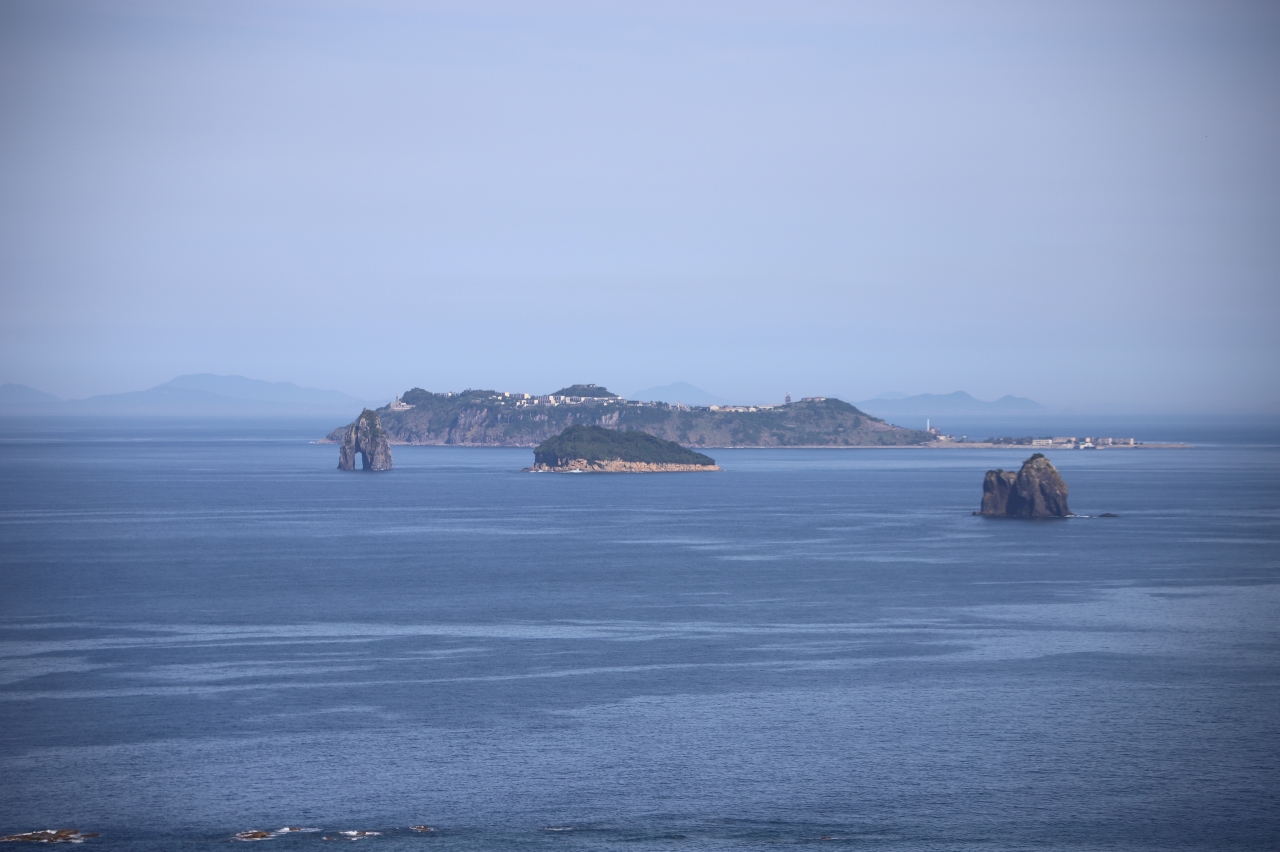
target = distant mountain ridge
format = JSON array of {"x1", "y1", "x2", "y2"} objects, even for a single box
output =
[
  {"x1": 162, "y1": 374, "x2": 365, "y2": 407},
  {"x1": 0, "y1": 375, "x2": 374, "y2": 416},
  {"x1": 0, "y1": 384, "x2": 64, "y2": 408},
  {"x1": 856, "y1": 391, "x2": 1045, "y2": 416}
]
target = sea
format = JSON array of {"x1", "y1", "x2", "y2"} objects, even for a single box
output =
[{"x1": 0, "y1": 415, "x2": 1277, "y2": 851}]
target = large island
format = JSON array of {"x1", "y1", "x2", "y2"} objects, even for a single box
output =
[{"x1": 325, "y1": 385, "x2": 931, "y2": 448}]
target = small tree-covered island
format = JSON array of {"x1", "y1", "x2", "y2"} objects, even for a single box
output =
[
  {"x1": 529, "y1": 425, "x2": 720, "y2": 472},
  {"x1": 324, "y1": 384, "x2": 931, "y2": 448}
]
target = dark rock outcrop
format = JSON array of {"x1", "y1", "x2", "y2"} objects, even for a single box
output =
[
  {"x1": 981, "y1": 469, "x2": 1018, "y2": 515},
  {"x1": 338, "y1": 409, "x2": 393, "y2": 471},
  {"x1": 0, "y1": 829, "x2": 100, "y2": 843},
  {"x1": 978, "y1": 453, "x2": 1071, "y2": 517}
]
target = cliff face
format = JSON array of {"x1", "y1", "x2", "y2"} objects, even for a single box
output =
[
  {"x1": 338, "y1": 409, "x2": 393, "y2": 471},
  {"x1": 981, "y1": 470, "x2": 1018, "y2": 515},
  {"x1": 979, "y1": 454, "x2": 1070, "y2": 517}
]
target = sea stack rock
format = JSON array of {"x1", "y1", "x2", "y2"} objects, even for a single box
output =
[
  {"x1": 978, "y1": 453, "x2": 1070, "y2": 517},
  {"x1": 338, "y1": 409, "x2": 393, "y2": 471}
]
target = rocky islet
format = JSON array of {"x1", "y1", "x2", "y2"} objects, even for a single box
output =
[
  {"x1": 528, "y1": 424, "x2": 720, "y2": 472},
  {"x1": 337, "y1": 409, "x2": 393, "y2": 471},
  {"x1": 978, "y1": 453, "x2": 1072, "y2": 518}
]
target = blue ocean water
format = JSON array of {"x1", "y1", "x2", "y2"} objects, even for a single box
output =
[{"x1": 0, "y1": 417, "x2": 1277, "y2": 850}]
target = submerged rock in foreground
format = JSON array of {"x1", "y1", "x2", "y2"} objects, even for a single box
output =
[
  {"x1": 0, "y1": 828, "x2": 100, "y2": 843},
  {"x1": 528, "y1": 425, "x2": 720, "y2": 472},
  {"x1": 338, "y1": 409, "x2": 393, "y2": 471},
  {"x1": 978, "y1": 453, "x2": 1071, "y2": 517}
]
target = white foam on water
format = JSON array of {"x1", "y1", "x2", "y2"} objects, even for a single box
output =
[{"x1": 232, "y1": 830, "x2": 274, "y2": 841}]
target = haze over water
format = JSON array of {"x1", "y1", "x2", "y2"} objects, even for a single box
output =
[
  {"x1": 1, "y1": 417, "x2": 1276, "y2": 850},
  {"x1": 3, "y1": 2, "x2": 1278, "y2": 412}
]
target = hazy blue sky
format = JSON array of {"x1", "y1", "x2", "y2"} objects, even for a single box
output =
[{"x1": 2, "y1": 1, "x2": 1277, "y2": 411}]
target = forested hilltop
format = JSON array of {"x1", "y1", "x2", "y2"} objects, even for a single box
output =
[
  {"x1": 325, "y1": 386, "x2": 931, "y2": 448},
  {"x1": 534, "y1": 425, "x2": 717, "y2": 467}
]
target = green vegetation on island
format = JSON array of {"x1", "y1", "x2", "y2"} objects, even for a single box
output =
[
  {"x1": 535, "y1": 425, "x2": 716, "y2": 468},
  {"x1": 549, "y1": 384, "x2": 617, "y2": 398},
  {"x1": 328, "y1": 384, "x2": 933, "y2": 448}
]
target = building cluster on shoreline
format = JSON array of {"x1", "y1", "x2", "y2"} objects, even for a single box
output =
[
  {"x1": 931, "y1": 432, "x2": 1139, "y2": 448},
  {"x1": 991, "y1": 436, "x2": 1135, "y2": 448}
]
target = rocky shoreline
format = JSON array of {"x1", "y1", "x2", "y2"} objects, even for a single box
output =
[{"x1": 526, "y1": 459, "x2": 721, "y2": 473}]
